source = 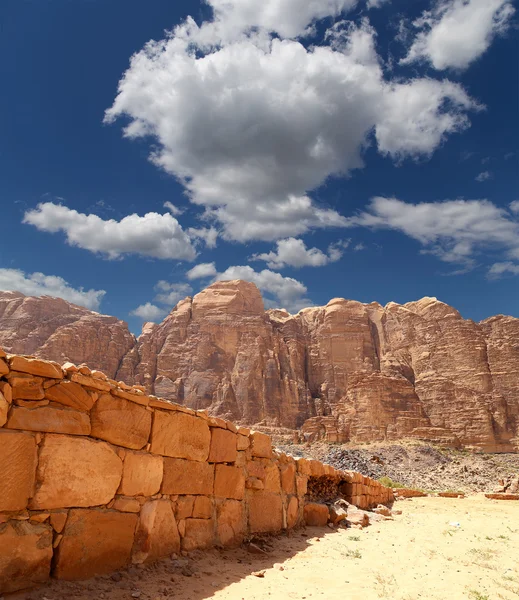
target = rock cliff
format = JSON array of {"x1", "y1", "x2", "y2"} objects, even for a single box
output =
[{"x1": 0, "y1": 282, "x2": 517, "y2": 451}]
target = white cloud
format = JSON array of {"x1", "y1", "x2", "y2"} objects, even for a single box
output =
[
  {"x1": 23, "y1": 202, "x2": 197, "y2": 261},
  {"x1": 154, "y1": 281, "x2": 193, "y2": 305},
  {"x1": 250, "y1": 237, "x2": 346, "y2": 269},
  {"x1": 475, "y1": 171, "x2": 492, "y2": 182},
  {"x1": 130, "y1": 302, "x2": 167, "y2": 321},
  {"x1": 214, "y1": 265, "x2": 312, "y2": 312},
  {"x1": 353, "y1": 242, "x2": 365, "y2": 251},
  {"x1": 186, "y1": 262, "x2": 218, "y2": 280},
  {"x1": 367, "y1": 0, "x2": 389, "y2": 7},
  {"x1": 488, "y1": 262, "x2": 519, "y2": 277},
  {"x1": 509, "y1": 200, "x2": 519, "y2": 214},
  {"x1": 163, "y1": 201, "x2": 184, "y2": 216},
  {"x1": 105, "y1": 15, "x2": 479, "y2": 242},
  {"x1": 187, "y1": 227, "x2": 219, "y2": 248},
  {"x1": 401, "y1": 0, "x2": 515, "y2": 71},
  {"x1": 0, "y1": 268, "x2": 105, "y2": 310},
  {"x1": 347, "y1": 197, "x2": 519, "y2": 269}
]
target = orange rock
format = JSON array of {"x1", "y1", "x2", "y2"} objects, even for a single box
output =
[
  {"x1": 150, "y1": 411, "x2": 210, "y2": 461},
  {"x1": 0, "y1": 393, "x2": 8, "y2": 427},
  {"x1": 9, "y1": 356, "x2": 63, "y2": 380},
  {"x1": 0, "y1": 358, "x2": 8, "y2": 376},
  {"x1": 214, "y1": 465, "x2": 245, "y2": 499},
  {"x1": 263, "y1": 463, "x2": 281, "y2": 493},
  {"x1": 208, "y1": 428, "x2": 238, "y2": 463},
  {"x1": 90, "y1": 393, "x2": 151, "y2": 450},
  {"x1": 182, "y1": 518, "x2": 215, "y2": 551},
  {"x1": 118, "y1": 451, "x2": 163, "y2": 497},
  {"x1": 286, "y1": 496, "x2": 299, "y2": 528},
  {"x1": 45, "y1": 380, "x2": 94, "y2": 411},
  {"x1": 303, "y1": 502, "x2": 329, "y2": 526},
  {"x1": 217, "y1": 499, "x2": 245, "y2": 546},
  {"x1": 485, "y1": 493, "x2": 519, "y2": 500},
  {"x1": 0, "y1": 430, "x2": 37, "y2": 511},
  {"x1": 70, "y1": 372, "x2": 112, "y2": 392},
  {"x1": 247, "y1": 460, "x2": 266, "y2": 479},
  {"x1": 112, "y1": 497, "x2": 141, "y2": 513},
  {"x1": 0, "y1": 520, "x2": 53, "y2": 593},
  {"x1": 280, "y1": 463, "x2": 296, "y2": 494},
  {"x1": 112, "y1": 387, "x2": 149, "y2": 406},
  {"x1": 7, "y1": 372, "x2": 44, "y2": 400},
  {"x1": 162, "y1": 458, "x2": 214, "y2": 495},
  {"x1": 248, "y1": 492, "x2": 283, "y2": 533},
  {"x1": 176, "y1": 496, "x2": 195, "y2": 519},
  {"x1": 30, "y1": 434, "x2": 122, "y2": 510},
  {"x1": 237, "y1": 434, "x2": 250, "y2": 450},
  {"x1": 250, "y1": 431, "x2": 272, "y2": 458},
  {"x1": 0, "y1": 381, "x2": 12, "y2": 404},
  {"x1": 49, "y1": 511, "x2": 68, "y2": 533},
  {"x1": 133, "y1": 500, "x2": 180, "y2": 563},
  {"x1": 6, "y1": 404, "x2": 91, "y2": 435},
  {"x1": 296, "y1": 474, "x2": 308, "y2": 496},
  {"x1": 246, "y1": 477, "x2": 264, "y2": 490},
  {"x1": 54, "y1": 509, "x2": 137, "y2": 579},
  {"x1": 394, "y1": 488, "x2": 427, "y2": 499},
  {"x1": 193, "y1": 496, "x2": 213, "y2": 519}
]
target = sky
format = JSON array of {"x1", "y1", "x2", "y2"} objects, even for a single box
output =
[{"x1": 1, "y1": 0, "x2": 518, "y2": 333}]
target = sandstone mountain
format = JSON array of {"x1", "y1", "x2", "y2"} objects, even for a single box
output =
[{"x1": 0, "y1": 282, "x2": 517, "y2": 451}]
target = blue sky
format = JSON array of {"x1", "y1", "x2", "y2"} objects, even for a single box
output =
[{"x1": 1, "y1": 0, "x2": 518, "y2": 333}]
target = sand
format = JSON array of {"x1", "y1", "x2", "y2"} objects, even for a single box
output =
[{"x1": 13, "y1": 495, "x2": 519, "y2": 600}]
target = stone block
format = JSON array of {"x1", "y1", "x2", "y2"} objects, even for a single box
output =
[
  {"x1": 280, "y1": 463, "x2": 296, "y2": 494},
  {"x1": 176, "y1": 495, "x2": 195, "y2": 519},
  {"x1": 182, "y1": 518, "x2": 214, "y2": 552},
  {"x1": 8, "y1": 373, "x2": 44, "y2": 400},
  {"x1": 248, "y1": 492, "x2": 283, "y2": 533},
  {"x1": 54, "y1": 509, "x2": 137, "y2": 579},
  {"x1": 9, "y1": 356, "x2": 63, "y2": 379},
  {"x1": 237, "y1": 434, "x2": 250, "y2": 450},
  {"x1": 263, "y1": 463, "x2": 281, "y2": 493},
  {"x1": 193, "y1": 496, "x2": 213, "y2": 519},
  {"x1": 0, "y1": 392, "x2": 8, "y2": 427},
  {"x1": 70, "y1": 372, "x2": 112, "y2": 392},
  {"x1": 303, "y1": 503, "x2": 329, "y2": 526},
  {"x1": 50, "y1": 511, "x2": 68, "y2": 533},
  {"x1": 246, "y1": 477, "x2": 264, "y2": 490},
  {"x1": 286, "y1": 496, "x2": 299, "y2": 528},
  {"x1": 0, "y1": 520, "x2": 53, "y2": 593},
  {"x1": 247, "y1": 460, "x2": 266, "y2": 479},
  {"x1": 0, "y1": 381, "x2": 12, "y2": 404},
  {"x1": 214, "y1": 465, "x2": 245, "y2": 499},
  {"x1": 0, "y1": 430, "x2": 37, "y2": 511},
  {"x1": 0, "y1": 358, "x2": 8, "y2": 376},
  {"x1": 118, "y1": 451, "x2": 163, "y2": 496},
  {"x1": 133, "y1": 500, "x2": 180, "y2": 563},
  {"x1": 150, "y1": 411, "x2": 210, "y2": 461},
  {"x1": 208, "y1": 428, "x2": 238, "y2": 463},
  {"x1": 90, "y1": 393, "x2": 151, "y2": 450},
  {"x1": 112, "y1": 497, "x2": 141, "y2": 513},
  {"x1": 250, "y1": 431, "x2": 272, "y2": 458},
  {"x1": 162, "y1": 458, "x2": 214, "y2": 495},
  {"x1": 6, "y1": 404, "x2": 91, "y2": 435},
  {"x1": 217, "y1": 500, "x2": 245, "y2": 546},
  {"x1": 296, "y1": 474, "x2": 308, "y2": 496},
  {"x1": 45, "y1": 380, "x2": 95, "y2": 411},
  {"x1": 30, "y1": 434, "x2": 122, "y2": 509}
]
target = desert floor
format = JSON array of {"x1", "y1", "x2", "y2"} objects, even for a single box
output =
[{"x1": 12, "y1": 495, "x2": 519, "y2": 600}]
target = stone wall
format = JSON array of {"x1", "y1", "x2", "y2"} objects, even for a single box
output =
[{"x1": 0, "y1": 350, "x2": 393, "y2": 594}]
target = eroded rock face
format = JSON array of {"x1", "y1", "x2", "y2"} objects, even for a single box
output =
[{"x1": 1, "y1": 283, "x2": 518, "y2": 451}]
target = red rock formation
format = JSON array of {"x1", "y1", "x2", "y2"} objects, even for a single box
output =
[{"x1": 1, "y1": 282, "x2": 517, "y2": 451}]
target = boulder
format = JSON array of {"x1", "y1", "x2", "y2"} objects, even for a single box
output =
[
  {"x1": 303, "y1": 503, "x2": 329, "y2": 526},
  {"x1": 248, "y1": 492, "x2": 283, "y2": 533},
  {"x1": 133, "y1": 500, "x2": 180, "y2": 563},
  {"x1": 286, "y1": 496, "x2": 299, "y2": 528},
  {"x1": 44, "y1": 380, "x2": 95, "y2": 411},
  {"x1": 9, "y1": 356, "x2": 63, "y2": 379},
  {"x1": 0, "y1": 430, "x2": 37, "y2": 511},
  {"x1": 217, "y1": 499, "x2": 245, "y2": 546},
  {"x1": 118, "y1": 451, "x2": 163, "y2": 496},
  {"x1": 6, "y1": 404, "x2": 91, "y2": 435}
]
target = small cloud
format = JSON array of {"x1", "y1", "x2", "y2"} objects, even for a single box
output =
[
  {"x1": 154, "y1": 281, "x2": 193, "y2": 305},
  {"x1": 186, "y1": 263, "x2": 217, "y2": 280},
  {"x1": 475, "y1": 171, "x2": 492, "y2": 182},
  {"x1": 164, "y1": 201, "x2": 184, "y2": 216},
  {"x1": 487, "y1": 262, "x2": 519, "y2": 278},
  {"x1": 130, "y1": 302, "x2": 167, "y2": 321},
  {"x1": 188, "y1": 227, "x2": 219, "y2": 249},
  {"x1": 504, "y1": 152, "x2": 515, "y2": 160},
  {"x1": 481, "y1": 156, "x2": 491, "y2": 165},
  {"x1": 460, "y1": 151, "x2": 475, "y2": 162},
  {"x1": 353, "y1": 243, "x2": 365, "y2": 251}
]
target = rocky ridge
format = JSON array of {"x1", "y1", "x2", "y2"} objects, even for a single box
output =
[{"x1": 0, "y1": 281, "x2": 517, "y2": 452}]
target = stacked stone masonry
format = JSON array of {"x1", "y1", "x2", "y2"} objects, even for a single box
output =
[{"x1": 0, "y1": 351, "x2": 393, "y2": 594}]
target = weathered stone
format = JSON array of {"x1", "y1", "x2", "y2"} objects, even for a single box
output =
[
  {"x1": 303, "y1": 503, "x2": 329, "y2": 526},
  {"x1": 112, "y1": 497, "x2": 141, "y2": 513},
  {"x1": 237, "y1": 434, "x2": 250, "y2": 450},
  {"x1": 6, "y1": 404, "x2": 91, "y2": 435},
  {"x1": 246, "y1": 477, "x2": 264, "y2": 490},
  {"x1": 193, "y1": 496, "x2": 213, "y2": 519},
  {"x1": 30, "y1": 434, "x2": 122, "y2": 509},
  {"x1": 0, "y1": 430, "x2": 37, "y2": 511},
  {"x1": 133, "y1": 500, "x2": 180, "y2": 563},
  {"x1": 214, "y1": 465, "x2": 245, "y2": 499},
  {"x1": 394, "y1": 488, "x2": 427, "y2": 499},
  {"x1": 118, "y1": 451, "x2": 163, "y2": 497},
  {"x1": 9, "y1": 356, "x2": 63, "y2": 379},
  {"x1": 286, "y1": 496, "x2": 299, "y2": 528},
  {"x1": 176, "y1": 496, "x2": 195, "y2": 519},
  {"x1": 247, "y1": 460, "x2": 266, "y2": 479},
  {"x1": 162, "y1": 458, "x2": 214, "y2": 495},
  {"x1": 0, "y1": 381, "x2": 12, "y2": 404},
  {"x1": 45, "y1": 380, "x2": 95, "y2": 411},
  {"x1": 248, "y1": 492, "x2": 283, "y2": 533},
  {"x1": 90, "y1": 393, "x2": 151, "y2": 450},
  {"x1": 250, "y1": 431, "x2": 272, "y2": 458},
  {"x1": 150, "y1": 411, "x2": 210, "y2": 461},
  {"x1": 296, "y1": 474, "x2": 308, "y2": 496},
  {"x1": 263, "y1": 463, "x2": 281, "y2": 493},
  {"x1": 217, "y1": 500, "x2": 245, "y2": 546},
  {"x1": 0, "y1": 358, "x2": 8, "y2": 376},
  {"x1": 50, "y1": 511, "x2": 68, "y2": 533},
  {"x1": 182, "y1": 518, "x2": 214, "y2": 551},
  {"x1": 280, "y1": 463, "x2": 296, "y2": 494},
  {"x1": 54, "y1": 509, "x2": 137, "y2": 579},
  {"x1": 8, "y1": 372, "x2": 44, "y2": 400},
  {"x1": 329, "y1": 501, "x2": 349, "y2": 524},
  {"x1": 70, "y1": 372, "x2": 112, "y2": 392},
  {"x1": 346, "y1": 507, "x2": 370, "y2": 528},
  {"x1": 0, "y1": 520, "x2": 53, "y2": 593},
  {"x1": 0, "y1": 393, "x2": 8, "y2": 427},
  {"x1": 208, "y1": 428, "x2": 238, "y2": 463}
]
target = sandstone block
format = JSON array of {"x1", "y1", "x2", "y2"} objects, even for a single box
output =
[
  {"x1": 208, "y1": 427, "x2": 238, "y2": 463},
  {"x1": 193, "y1": 496, "x2": 213, "y2": 519},
  {"x1": 346, "y1": 507, "x2": 370, "y2": 528},
  {"x1": 248, "y1": 492, "x2": 283, "y2": 533},
  {"x1": 70, "y1": 372, "x2": 112, "y2": 392},
  {"x1": 250, "y1": 431, "x2": 272, "y2": 458},
  {"x1": 9, "y1": 356, "x2": 63, "y2": 380},
  {"x1": 6, "y1": 404, "x2": 91, "y2": 435},
  {"x1": 90, "y1": 393, "x2": 151, "y2": 450},
  {"x1": 263, "y1": 463, "x2": 281, "y2": 493},
  {"x1": 54, "y1": 509, "x2": 137, "y2": 579},
  {"x1": 0, "y1": 393, "x2": 8, "y2": 427},
  {"x1": 182, "y1": 518, "x2": 214, "y2": 551},
  {"x1": 50, "y1": 511, "x2": 68, "y2": 533},
  {"x1": 0, "y1": 520, "x2": 53, "y2": 593},
  {"x1": 246, "y1": 477, "x2": 264, "y2": 490},
  {"x1": 0, "y1": 358, "x2": 8, "y2": 376},
  {"x1": 237, "y1": 434, "x2": 250, "y2": 450},
  {"x1": 214, "y1": 465, "x2": 245, "y2": 499},
  {"x1": 176, "y1": 495, "x2": 195, "y2": 519},
  {"x1": 151, "y1": 411, "x2": 210, "y2": 461},
  {"x1": 217, "y1": 500, "x2": 244, "y2": 546},
  {"x1": 45, "y1": 380, "x2": 94, "y2": 411},
  {"x1": 280, "y1": 463, "x2": 296, "y2": 494},
  {"x1": 0, "y1": 381, "x2": 12, "y2": 404},
  {"x1": 133, "y1": 500, "x2": 180, "y2": 563},
  {"x1": 0, "y1": 430, "x2": 37, "y2": 511},
  {"x1": 296, "y1": 474, "x2": 308, "y2": 496},
  {"x1": 30, "y1": 435, "x2": 122, "y2": 509},
  {"x1": 112, "y1": 387, "x2": 149, "y2": 406},
  {"x1": 304, "y1": 503, "x2": 329, "y2": 526},
  {"x1": 247, "y1": 460, "x2": 266, "y2": 479},
  {"x1": 113, "y1": 497, "x2": 141, "y2": 513},
  {"x1": 286, "y1": 496, "x2": 299, "y2": 528},
  {"x1": 118, "y1": 451, "x2": 163, "y2": 496},
  {"x1": 162, "y1": 458, "x2": 214, "y2": 495},
  {"x1": 8, "y1": 373, "x2": 44, "y2": 400}
]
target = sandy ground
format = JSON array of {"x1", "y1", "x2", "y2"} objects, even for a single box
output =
[{"x1": 11, "y1": 495, "x2": 519, "y2": 600}]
